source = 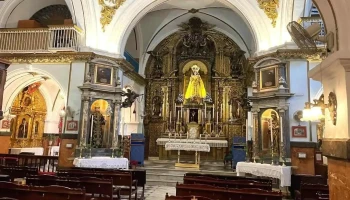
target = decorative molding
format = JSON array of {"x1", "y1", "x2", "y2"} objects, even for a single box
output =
[
  {"x1": 0, "y1": 52, "x2": 146, "y2": 86},
  {"x1": 322, "y1": 139, "x2": 350, "y2": 160},
  {"x1": 98, "y1": 0, "x2": 126, "y2": 32},
  {"x1": 257, "y1": 0, "x2": 279, "y2": 27},
  {"x1": 249, "y1": 49, "x2": 325, "y2": 66}
]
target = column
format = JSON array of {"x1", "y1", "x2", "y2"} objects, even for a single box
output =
[
  {"x1": 251, "y1": 109, "x2": 259, "y2": 162},
  {"x1": 112, "y1": 99, "x2": 122, "y2": 149},
  {"x1": 0, "y1": 60, "x2": 10, "y2": 120},
  {"x1": 79, "y1": 94, "x2": 90, "y2": 146},
  {"x1": 278, "y1": 107, "x2": 287, "y2": 165}
]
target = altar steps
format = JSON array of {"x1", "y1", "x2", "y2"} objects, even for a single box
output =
[{"x1": 142, "y1": 159, "x2": 236, "y2": 186}]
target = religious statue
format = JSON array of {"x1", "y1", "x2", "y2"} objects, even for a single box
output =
[
  {"x1": 230, "y1": 98, "x2": 241, "y2": 119},
  {"x1": 185, "y1": 65, "x2": 206, "y2": 102},
  {"x1": 121, "y1": 88, "x2": 142, "y2": 108},
  {"x1": 270, "y1": 112, "x2": 280, "y2": 154},
  {"x1": 152, "y1": 96, "x2": 162, "y2": 117},
  {"x1": 18, "y1": 118, "x2": 28, "y2": 138},
  {"x1": 90, "y1": 106, "x2": 105, "y2": 148},
  {"x1": 228, "y1": 50, "x2": 245, "y2": 78},
  {"x1": 147, "y1": 50, "x2": 168, "y2": 78}
]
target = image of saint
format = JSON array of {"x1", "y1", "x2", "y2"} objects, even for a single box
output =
[
  {"x1": 96, "y1": 66, "x2": 112, "y2": 85},
  {"x1": 18, "y1": 118, "x2": 28, "y2": 138},
  {"x1": 90, "y1": 106, "x2": 105, "y2": 148},
  {"x1": 185, "y1": 64, "x2": 206, "y2": 100}
]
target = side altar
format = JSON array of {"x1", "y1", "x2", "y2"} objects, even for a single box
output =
[{"x1": 143, "y1": 17, "x2": 253, "y2": 161}]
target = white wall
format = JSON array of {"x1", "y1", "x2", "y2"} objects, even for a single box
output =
[
  {"x1": 288, "y1": 60, "x2": 316, "y2": 142},
  {"x1": 5, "y1": 0, "x2": 66, "y2": 28}
]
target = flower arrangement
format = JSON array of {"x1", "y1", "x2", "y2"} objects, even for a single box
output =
[{"x1": 130, "y1": 160, "x2": 138, "y2": 168}]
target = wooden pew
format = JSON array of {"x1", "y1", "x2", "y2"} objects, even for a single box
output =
[
  {"x1": 0, "y1": 166, "x2": 38, "y2": 181},
  {"x1": 185, "y1": 173, "x2": 272, "y2": 184},
  {"x1": 57, "y1": 170, "x2": 137, "y2": 200},
  {"x1": 26, "y1": 175, "x2": 118, "y2": 200},
  {"x1": 0, "y1": 182, "x2": 86, "y2": 200},
  {"x1": 290, "y1": 174, "x2": 327, "y2": 199},
  {"x1": 58, "y1": 167, "x2": 146, "y2": 199},
  {"x1": 165, "y1": 193, "x2": 215, "y2": 200},
  {"x1": 183, "y1": 176, "x2": 272, "y2": 190},
  {"x1": 0, "y1": 198, "x2": 19, "y2": 200},
  {"x1": 295, "y1": 183, "x2": 329, "y2": 200},
  {"x1": 176, "y1": 183, "x2": 283, "y2": 200}
]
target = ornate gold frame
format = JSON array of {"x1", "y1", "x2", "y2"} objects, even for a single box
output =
[{"x1": 259, "y1": 65, "x2": 278, "y2": 90}]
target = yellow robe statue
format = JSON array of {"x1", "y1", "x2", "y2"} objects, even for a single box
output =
[{"x1": 185, "y1": 65, "x2": 206, "y2": 99}]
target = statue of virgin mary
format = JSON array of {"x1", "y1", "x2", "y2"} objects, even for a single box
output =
[{"x1": 185, "y1": 64, "x2": 206, "y2": 100}]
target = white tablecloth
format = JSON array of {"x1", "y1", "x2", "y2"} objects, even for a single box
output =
[
  {"x1": 157, "y1": 138, "x2": 228, "y2": 147},
  {"x1": 165, "y1": 142, "x2": 210, "y2": 152},
  {"x1": 10, "y1": 148, "x2": 44, "y2": 155},
  {"x1": 236, "y1": 162, "x2": 291, "y2": 187},
  {"x1": 73, "y1": 157, "x2": 129, "y2": 169}
]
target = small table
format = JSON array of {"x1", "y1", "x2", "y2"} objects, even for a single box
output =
[
  {"x1": 73, "y1": 157, "x2": 129, "y2": 169},
  {"x1": 236, "y1": 162, "x2": 291, "y2": 187},
  {"x1": 165, "y1": 142, "x2": 210, "y2": 169}
]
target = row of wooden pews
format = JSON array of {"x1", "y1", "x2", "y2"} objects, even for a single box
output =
[
  {"x1": 166, "y1": 173, "x2": 283, "y2": 200},
  {"x1": 291, "y1": 174, "x2": 329, "y2": 200},
  {"x1": 0, "y1": 182, "x2": 86, "y2": 200}
]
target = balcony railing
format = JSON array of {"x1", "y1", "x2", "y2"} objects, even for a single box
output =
[{"x1": 0, "y1": 25, "x2": 83, "y2": 53}]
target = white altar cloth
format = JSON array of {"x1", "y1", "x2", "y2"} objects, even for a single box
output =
[
  {"x1": 73, "y1": 157, "x2": 129, "y2": 169},
  {"x1": 236, "y1": 162, "x2": 291, "y2": 187},
  {"x1": 165, "y1": 142, "x2": 210, "y2": 152},
  {"x1": 157, "y1": 138, "x2": 227, "y2": 147},
  {"x1": 10, "y1": 147, "x2": 44, "y2": 156}
]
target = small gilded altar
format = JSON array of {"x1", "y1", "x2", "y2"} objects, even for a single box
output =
[{"x1": 143, "y1": 17, "x2": 253, "y2": 160}]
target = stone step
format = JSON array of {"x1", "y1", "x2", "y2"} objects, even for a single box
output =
[
  {"x1": 147, "y1": 179, "x2": 180, "y2": 187},
  {"x1": 147, "y1": 172, "x2": 184, "y2": 182}
]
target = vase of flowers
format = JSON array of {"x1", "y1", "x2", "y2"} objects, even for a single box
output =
[{"x1": 130, "y1": 160, "x2": 138, "y2": 169}]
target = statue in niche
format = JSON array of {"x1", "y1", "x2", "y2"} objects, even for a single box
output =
[
  {"x1": 18, "y1": 118, "x2": 28, "y2": 138},
  {"x1": 228, "y1": 50, "x2": 245, "y2": 78},
  {"x1": 90, "y1": 106, "x2": 105, "y2": 148},
  {"x1": 270, "y1": 112, "x2": 280, "y2": 153},
  {"x1": 230, "y1": 98, "x2": 242, "y2": 119},
  {"x1": 185, "y1": 65, "x2": 206, "y2": 102},
  {"x1": 152, "y1": 96, "x2": 162, "y2": 117},
  {"x1": 147, "y1": 50, "x2": 168, "y2": 78}
]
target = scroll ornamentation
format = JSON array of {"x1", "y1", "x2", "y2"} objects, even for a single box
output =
[
  {"x1": 257, "y1": 0, "x2": 279, "y2": 27},
  {"x1": 98, "y1": 0, "x2": 126, "y2": 31}
]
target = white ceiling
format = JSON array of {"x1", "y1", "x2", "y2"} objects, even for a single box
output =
[{"x1": 152, "y1": 0, "x2": 228, "y2": 11}]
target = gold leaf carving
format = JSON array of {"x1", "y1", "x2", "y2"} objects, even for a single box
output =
[
  {"x1": 99, "y1": 0, "x2": 126, "y2": 32},
  {"x1": 257, "y1": 0, "x2": 279, "y2": 27}
]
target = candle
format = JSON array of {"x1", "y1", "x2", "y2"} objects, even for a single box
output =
[
  {"x1": 181, "y1": 106, "x2": 183, "y2": 118},
  {"x1": 177, "y1": 110, "x2": 180, "y2": 122},
  {"x1": 280, "y1": 116, "x2": 283, "y2": 142},
  {"x1": 221, "y1": 104, "x2": 223, "y2": 119},
  {"x1": 170, "y1": 111, "x2": 172, "y2": 123},
  {"x1": 90, "y1": 115, "x2": 94, "y2": 142},
  {"x1": 246, "y1": 119, "x2": 248, "y2": 140},
  {"x1": 216, "y1": 111, "x2": 219, "y2": 124},
  {"x1": 252, "y1": 116, "x2": 255, "y2": 141},
  {"x1": 230, "y1": 104, "x2": 232, "y2": 118},
  {"x1": 205, "y1": 104, "x2": 207, "y2": 118},
  {"x1": 270, "y1": 118, "x2": 273, "y2": 144}
]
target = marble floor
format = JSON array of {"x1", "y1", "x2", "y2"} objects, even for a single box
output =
[{"x1": 143, "y1": 185, "x2": 175, "y2": 200}]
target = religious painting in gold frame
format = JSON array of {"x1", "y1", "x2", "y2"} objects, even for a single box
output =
[
  {"x1": 16, "y1": 115, "x2": 32, "y2": 139},
  {"x1": 94, "y1": 64, "x2": 114, "y2": 85},
  {"x1": 259, "y1": 65, "x2": 278, "y2": 90}
]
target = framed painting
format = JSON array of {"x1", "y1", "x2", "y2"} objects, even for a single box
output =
[
  {"x1": 1, "y1": 120, "x2": 10, "y2": 129},
  {"x1": 292, "y1": 126, "x2": 307, "y2": 138},
  {"x1": 94, "y1": 64, "x2": 113, "y2": 85},
  {"x1": 66, "y1": 120, "x2": 78, "y2": 131},
  {"x1": 260, "y1": 66, "x2": 278, "y2": 90}
]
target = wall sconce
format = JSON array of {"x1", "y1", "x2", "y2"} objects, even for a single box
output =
[{"x1": 301, "y1": 92, "x2": 337, "y2": 125}]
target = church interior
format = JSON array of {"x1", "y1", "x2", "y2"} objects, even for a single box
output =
[{"x1": 0, "y1": 0, "x2": 348, "y2": 199}]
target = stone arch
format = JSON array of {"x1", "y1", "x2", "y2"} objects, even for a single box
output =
[{"x1": 106, "y1": 0, "x2": 271, "y2": 56}]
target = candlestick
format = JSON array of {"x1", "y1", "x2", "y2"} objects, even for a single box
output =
[
  {"x1": 280, "y1": 116, "x2": 283, "y2": 142},
  {"x1": 181, "y1": 106, "x2": 183, "y2": 118},
  {"x1": 177, "y1": 110, "x2": 180, "y2": 122},
  {"x1": 230, "y1": 104, "x2": 232, "y2": 118},
  {"x1": 270, "y1": 118, "x2": 273, "y2": 144},
  {"x1": 216, "y1": 111, "x2": 219, "y2": 124},
  {"x1": 246, "y1": 119, "x2": 248, "y2": 140},
  {"x1": 213, "y1": 107, "x2": 215, "y2": 121},
  {"x1": 252, "y1": 115, "x2": 255, "y2": 141},
  {"x1": 90, "y1": 115, "x2": 94, "y2": 144},
  {"x1": 170, "y1": 111, "x2": 172, "y2": 124},
  {"x1": 204, "y1": 104, "x2": 207, "y2": 118},
  {"x1": 221, "y1": 104, "x2": 223, "y2": 119}
]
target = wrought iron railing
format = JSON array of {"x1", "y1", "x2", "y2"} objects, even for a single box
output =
[{"x1": 0, "y1": 25, "x2": 83, "y2": 53}]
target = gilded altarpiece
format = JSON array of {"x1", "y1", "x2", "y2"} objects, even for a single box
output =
[
  {"x1": 10, "y1": 83, "x2": 46, "y2": 148},
  {"x1": 144, "y1": 17, "x2": 252, "y2": 159}
]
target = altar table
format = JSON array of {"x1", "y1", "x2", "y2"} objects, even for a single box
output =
[
  {"x1": 10, "y1": 147, "x2": 44, "y2": 156},
  {"x1": 165, "y1": 142, "x2": 210, "y2": 169},
  {"x1": 73, "y1": 157, "x2": 129, "y2": 169},
  {"x1": 157, "y1": 138, "x2": 228, "y2": 147},
  {"x1": 236, "y1": 162, "x2": 291, "y2": 187}
]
